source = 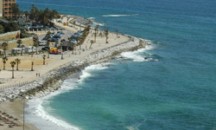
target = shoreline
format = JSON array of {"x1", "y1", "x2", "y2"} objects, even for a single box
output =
[
  {"x1": 0, "y1": 35, "x2": 151, "y2": 130},
  {"x1": 0, "y1": 15, "x2": 152, "y2": 130},
  {"x1": 25, "y1": 43, "x2": 153, "y2": 130},
  {"x1": 0, "y1": 35, "x2": 150, "y2": 102}
]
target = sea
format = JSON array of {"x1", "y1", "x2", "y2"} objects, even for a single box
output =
[{"x1": 18, "y1": 0, "x2": 216, "y2": 130}]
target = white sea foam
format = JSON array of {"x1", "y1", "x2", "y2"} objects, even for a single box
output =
[
  {"x1": 88, "y1": 17, "x2": 105, "y2": 26},
  {"x1": 102, "y1": 14, "x2": 138, "y2": 18},
  {"x1": 26, "y1": 63, "x2": 112, "y2": 130},
  {"x1": 87, "y1": 17, "x2": 95, "y2": 20},
  {"x1": 121, "y1": 51, "x2": 146, "y2": 62},
  {"x1": 26, "y1": 79, "x2": 81, "y2": 130},
  {"x1": 78, "y1": 64, "x2": 109, "y2": 83},
  {"x1": 120, "y1": 44, "x2": 155, "y2": 62},
  {"x1": 92, "y1": 21, "x2": 105, "y2": 26}
]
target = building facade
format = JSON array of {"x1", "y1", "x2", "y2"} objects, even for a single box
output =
[
  {"x1": 0, "y1": 0, "x2": 16, "y2": 18},
  {"x1": 0, "y1": 0, "x2": 3, "y2": 17}
]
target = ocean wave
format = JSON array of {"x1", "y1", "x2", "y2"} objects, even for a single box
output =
[
  {"x1": 102, "y1": 14, "x2": 138, "y2": 18},
  {"x1": 87, "y1": 17, "x2": 95, "y2": 20},
  {"x1": 26, "y1": 79, "x2": 81, "y2": 130},
  {"x1": 79, "y1": 64, "x2": 109, "y2": 83},
  {"x1": 26, "y1": 99, "x2": 80, "y2": 130},
  {"x1": 26, "y1": 63, "x2": 112, "y2": 130},
  {"x1": 120, "y1": 44, "x2": 156, "y2": 62},
  {"x1": 92, "y1": 21, "x2": 105, "y2": 26}
]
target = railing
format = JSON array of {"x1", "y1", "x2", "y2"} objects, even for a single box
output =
[{"x1": 0, "y1": 80, "x2": 33, "y2": 91}]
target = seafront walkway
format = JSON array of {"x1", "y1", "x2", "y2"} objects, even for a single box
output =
[{"x1": 0, "y1": 27, "x2": 130, "y2": 93}]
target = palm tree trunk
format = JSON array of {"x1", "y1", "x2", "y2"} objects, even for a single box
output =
[
  {"x1": 12, "y1": 67, "x2": 14, "y2": 79},
  {"x1": 4, "y1": 50, "x2": 6, "y2": 57},
  {"x1": 16, "y1": 64, "x2": 19, "y2": 71},
  {"x1": 3, "y1": 63, "x2": 6, "y2": 70},
  {"x1": 31, "y1": 62, "x2": 34, "y2": 71}
]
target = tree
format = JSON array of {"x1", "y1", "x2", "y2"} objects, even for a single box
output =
[
  {"x1": 43, "y1": 55, "x2": 46, "y2": 65},
  {"x1": 10, "y1": 61, "x2": 16, "y2": 79},
  {"x1": 21, "y1": 45, "x2": 25, "y2": 56},
  {"x1": 17, "y1": 39, "x2": 22, "y2": 47},
  {"x1": 89, "y1": 40, "x2": 94, "y2": 49},
  {"x1": 2, "y1": 57, "x2": 8, "y2": 70},
  {"x1": 28, "y1": 5, "x2": 60, "y2": 25},
  {"x1": 33, "y1": 35, "x2": 39, "y2": 54},
  {"x1": 60, "y1": 39, "x2": 65, "y2": 60},
  {"x1": 31, "y1": 46, "x2": 35, "y2": 57},
  {"x1": 29, "y1": 5, "x2": 40, "y2": 21},
  {"x1": 116, "y1": 29, "x2": 120, "y2": 38},
  {"x1": 104, "y1": 28, "x2": 109, "y2": 44},
  {"x1": 41, "y1": 8, "x2": 51, "y2": 25},
  {"x1": 31, "y1": 61, "x2": 34, "y2": 71},
  {"x1": 94, "y1": 25, "x2": 99, "y2": 42},
  {"x1": 0, "y1": 24, "x2": 5, "y2": 33},
  {"x1": 24, "y1": 11, "x2": 29, "y2": 21},
  {"x1": 4, "y1": 22, "x2": 20, "y2": 32},
  {"x1": 46, "y1": 39, "x2": 50, "y2": 58},
  {"x1": 11, "y1": 3, "x2": 20, "y2": 19},
  {"x1": 2, "y1": 42, "x2": 8, "y2": 57},
  {"x1": 15, "y1": 58, "x2": 21, "y2": 71}
]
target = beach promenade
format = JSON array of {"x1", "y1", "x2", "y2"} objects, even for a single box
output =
[{"x1": 0, "y1": 18, "x2": 150, "y2": 130}]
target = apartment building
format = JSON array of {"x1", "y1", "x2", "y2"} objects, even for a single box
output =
[
  {"x1": 0, "y1": 0, "x2": 16, "y2": 18},
  {"x1": 0, "y1": 0, "x2": 3, "y2": 17}
]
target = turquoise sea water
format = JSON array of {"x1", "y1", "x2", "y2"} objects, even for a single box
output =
[{"x1": 19, "y1": 0, "x2": 216, "y2": 130}]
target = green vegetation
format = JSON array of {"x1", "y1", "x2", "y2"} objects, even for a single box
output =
[
  {"x1": 0, "y1": 4, "x2": 60, "y2": 34},
  {"x1": 43, "y1": 55, "x2": 46, "y2": 65},
  {"x1": 10, "y1": 61, "x2": 16, "y2": 79},
  {"x1": 2, "y1": 57, "x2": 8, "y2": 70},
  {"x1": 0, "y1": 24, "x2": 4, "y2": 33},
  {"x1": 11, "y1": 3, "x2": 20, "y2": 19},
  {"x1": 28, "y1": 5, "x2": 60, "y2": 26},
  {"x1": 1, "y1": 42, "x2": 8, "y2": 57},
  {"x1": 17, "y1": 39, "x2": 22, "y2": 47},
  {"x1": 104, "y1": 28, "x2": 109, "y2": 44},
  {"x1": 15, "y1": 58, "x2": 21, "y2": 71}
]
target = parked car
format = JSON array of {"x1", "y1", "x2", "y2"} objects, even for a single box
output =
[
  {"x1": 42, "y1": 46, "x2": 50, "y2": 51},
  {"x1": 50, "y1": 37, "x2": 59, "y2": 42},
  {"x1": 53, "y1": 35, "x2": 61, "y2": 39},
  {"x1": 39, "y1": 40, "x2": 47, "y2": 46},
  {"x1": 57, "y1": 31, "x2": 64, "y2": 35},
  {"x1": 25, "y1": 46, "x2": 36, "y2": 53},
  {"x1": 71, "y1": 39, "x2": 78, "y2": 44},
  {"x1": 12, "y1": 48, "x2": 23, "y2": 54}
]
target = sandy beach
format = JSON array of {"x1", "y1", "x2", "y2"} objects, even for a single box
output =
[
  {"x1": 0, "y1": 99, "x2": 39, "y2": 130},
  {"x1": 0, "y1": 16, "x2": 151, "y2": 130}
]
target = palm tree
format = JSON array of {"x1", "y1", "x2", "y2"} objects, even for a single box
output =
[
  {"x1": 94, "y1": 25, "x2": 99, "y2": 42},
  {"x1": 89, "y1": 40, "x2": 94, "y2": 49},
  {"x1": 10, "y1": 61, "x2": 16, "y2": 79},
  {"x1": 104, "y1": 29, "x2": 109, "y2": 44},
  {"x1": 60, "y1": 39, "x2": 65, "y2": 60},
  {"x1": 31, "y1": 46, "x2": 34, "y2": 57},
  {"x1": 17, "y1": 39, "x2": 22, "y2": 48},
  {"x1": 116, "y1": 29, "x2": 120, "y2": 38},
  {"x1": 24, "y1": 11, "x2": 29, "y2": 22},
  {"x1": 15, "y1": 58, "x2": 21, "y2": 71},
  {"x1": 46, "y1": 39, "x2": 50, "y2": 58},
  {"x1": 20, "y1": 45, "x2": 25, "y2": 56},
  {"x1": 11, "y1": 3, "x2": 20, "y2": 19},
  {"x1": 43, "y1": 55, "x2": 46, "y2": 65},
  {"x1": 31, "y1": 61, "x2": 34, "y2": 71},
  {"x1": 2, "y1": 57, "x2": 8, "y2": 70},
  {"x1": 2, "y1": 42, "x2": 8, "y2": 57},
  {"x1": 33, "y1": 35, "x2": 39, "y2": 54}
]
